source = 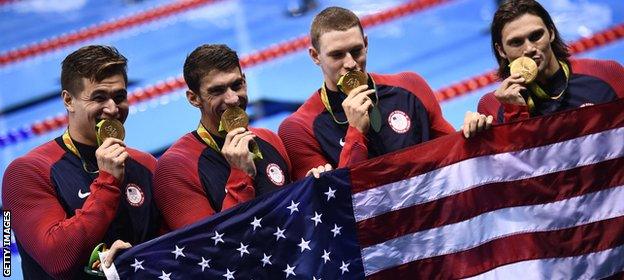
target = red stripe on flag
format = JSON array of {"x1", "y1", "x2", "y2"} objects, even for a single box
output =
[
  {"x1": 356, "y1": 157, "x2": 624, "y2": 247},
  {"x1": 350, "y1": 99, "x2": 624, "y2": 194},
  {"x1": 367, "y1": 215, "x2": 624, "y2": 279}
]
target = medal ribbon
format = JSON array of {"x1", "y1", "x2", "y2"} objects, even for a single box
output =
[
  {"x1": 197, "y1": 123, "x2": 263, "y2": 160},
  {"x1": 525, "y1": 60, "x2": 570, "y2": 113},
  {"x1": 319, "y1": 75, "x2": 379, "y2": 126},
  {"x1": 62, "y1": 130, "x2": 99, "y2": 174}
]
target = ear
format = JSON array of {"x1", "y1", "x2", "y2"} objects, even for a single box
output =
[
  {"x1": 309, "y1": 46, "x2": 321, "y2": 66},
  {"x1": 364, "y1": 34, "x2": 369, "y2": 50},
  {"x1": 549, "y1": 28, "x2": 556, "y2": 43},
  {"x1": 186, "y1": 89, "x2": 202, "y2": 108},
  {"x1": 62, "y1": 90, "x2": 75, "y2": 113},
  {"x1": 495, "y1": 43, "x2": 507, "y2": 60}
]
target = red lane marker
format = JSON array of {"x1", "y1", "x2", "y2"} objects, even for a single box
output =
[
  {"x1": 0, "y1": 0, "x2": 221, "y2": 66},
  {"x1": 22, "y1": 10, "x2": 624, "y2": 139},
  {"x1": 434, "y1": 23, "x2": 624, "y2": 102},
  {"x1": 27, "y1": 0, "x2": 454, "y2": 136}
]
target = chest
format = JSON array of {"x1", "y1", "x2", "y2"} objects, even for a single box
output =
[{"x1": 313, "y1": 86, "x2": 432, "y2": 165}]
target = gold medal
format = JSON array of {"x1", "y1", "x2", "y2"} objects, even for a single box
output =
[
  {"x1": 219, "y1": 107, "x2": 263, "y2": 160},
  {"x1": 220, "y1": 107, "x2": 250, "y2": 132},
  {"x1": 509, "y1": 56, "x2": 538, "y2": 83},
  {"x1": 96, "y1": 119, "x2": 125, "y2": 146},
  {"x1": 337, "y1": 70, "x2": 368, "y2": 94}
]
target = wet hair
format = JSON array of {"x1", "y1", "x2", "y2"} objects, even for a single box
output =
[
  {"x1": 61, "y1": 45, "x2": 127, "y2": 96},
  {"x1": 491, "y1": 0, "x2": 570, "y2": 79},
  {"x1": 183, "y1": 44, "x2": 241, "y2": 93},
  {"x1": 310, "y1": 6, "x2": 364, "y2": 51}
]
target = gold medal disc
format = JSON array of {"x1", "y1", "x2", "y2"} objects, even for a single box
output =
[
  {"x1": 96, "y1": 119, "x2": 125, "y2": 146},
  {"x1": 221, "y1": 107, "x2": 250, "y2": 132},
  {"x1": 337, "y1": 70, "x2": 368, "y2": 94},
  {"x1": 509, "y1": 56, "x2": 538, "y2": 83}
]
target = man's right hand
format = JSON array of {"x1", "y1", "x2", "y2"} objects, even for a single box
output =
[
  {"x1": 222, "y1": 127, "x2": 257, "y2": 177},
  {"x1": 96, "y1": 138, "x2": 128, "y2": 182},
  {"x1": 342, "y1": 84, "x2": 375, "y2": 134},
  {"x1": 494, "y1": 73, "x2": 528, "y2": 105}
]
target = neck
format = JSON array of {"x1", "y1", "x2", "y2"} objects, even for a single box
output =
[
  {"x1": 537, "y1": 59, "x2": 561, "y2": 84},
  {"x1": 68, "y1": 125, "x2": 97, "y2": 146},
  {"x1": 325, "y1": 80, "x2": 339, "y2": 92},
  {"x1": 200, "y1": 115, "x2": 220, "y2": 136}
]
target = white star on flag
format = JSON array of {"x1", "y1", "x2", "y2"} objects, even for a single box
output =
[
  {"x1": 340, "y1": 261, "x2": 350, "y2": 275},
  {"x1": 298, "y1": 238, "x2": 311, "y2": 252},
  {"x1": 311, "y1": 211, "x2": 322, "y2": 226},
  {"x1": 223, "y1": 268, "x2": 235, "y2": 280},
  {"x1": 313, "y1": 277, "x2": 322, "y2": 280},
  {"x1": 331, "y1": 224, "x2": 342, "y2": 237},
  {"x1": 324, "y1": 187, "x2": 336, "y2": 201},
  {"x1": 273, "y1": 227, "x2": 286, "y2": 241},
  {"x1": 250, "y1": 216, "x2": 262, "y2": 231},
  {"x1": 171, "y1": 245, "x2": 185, "y2": 259},
  {"x1": 287, "y1": 200, "x2": 299, "y2": 214},
  {"x1": 321, "y1": 249, "x2": 331, "y2": 263},
  {"x1": 158, "y1": 271, "x2": 171, "y2": 280},
  {"x1": 236, "y1": 242, "x2": 250, "y2": 257},
  {"x1": 130, "y1": 258, "x2": 144, "y2": 272},
  {"x1": 283, "y1": 264, "x2": 296, "y2": 278},
  {"x1": 198, "y1": 257, "x2": 211, "y2": 272},
  {"x1": 211, "y1": 231, "x2": 224, "y2": 245},
  {"x1": 261, "y1": 253, "x2": 272, "y2": 267}
]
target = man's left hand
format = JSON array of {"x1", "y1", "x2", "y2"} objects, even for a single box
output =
[{"x1": 461, "y1": 111, "x2": 493, "y2": 138}]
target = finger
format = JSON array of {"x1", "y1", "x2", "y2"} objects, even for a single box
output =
[
  {"x1": 358, "y1": 99, "x2": 373, "y2": 112},
  {"x1": 486, "y1": 115, "x2": 494, "y2": 129},
  {"x1": 346, "y1": 84, "x2": 370, "y2": 97},
  {"x1": 324, "y1": 163, "x2": 333, "y2": 171},
  {"x1": 477, "y1": 114, "x2": 486, "y2": 132},
  {"x1": 313, "y1": 168, "x2": 321, "y2": 178},
  {"x1": 227, "y1": 131, "x2": 252, "y2": 148},
  {"x1": 224, "y1": 127, "x2": 248, "y2": 146},
  {"x1": 92, "y1": 259, "x2": 101, "y2": 270},
  {"x1": 469, "y1": 115, "x2": 478, "y2": 136},
  {"x1": 104, "y1": 240, "x2": 132, "y2": 268},
  {"x1": 100, "y1": 138, "x2": 126, "y2": 149},
  {"x1": 305, "y1": 168, "x2": 314, "y2": 177},
  {"x1": 236, "y1": 134, "x2": 256, "y2": 153}
]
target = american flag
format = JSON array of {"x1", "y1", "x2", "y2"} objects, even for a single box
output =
[{"x1": 107, "y1": 99, "x2": 624, "y2": 279}]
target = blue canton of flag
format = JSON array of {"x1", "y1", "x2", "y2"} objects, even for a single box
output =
[{"x1": 108, "y1": 168, "x2": 365, "y2": 279}]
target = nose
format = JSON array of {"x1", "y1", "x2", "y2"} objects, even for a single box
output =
[
  {"x1": 343, "y1": 52, "x2": 357, "y2": 71},
  {"x1": 102, "y1": 99, "x2": 119, "y2": 118},
  {"x1": 523, "y1": 40, "x2": 537, "y2": 56},
  {"x1": 224, "y1": 88, "x2": 240, "y2": 107}
]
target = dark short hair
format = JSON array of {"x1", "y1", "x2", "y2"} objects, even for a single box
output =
[
  {"x1": 183, "y1": 44, "x2": 241, "y2": 94},
  {"x1": 61, "y1": 45, "x2": 128, "y2": 95},
  {"x1": 310, "y1": 6, "x2": 364, "y2": 51},
  {"x1": 491, "y1": 0, "x2": 570, "y2": 79}
]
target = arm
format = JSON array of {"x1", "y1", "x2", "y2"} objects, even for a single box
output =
[
  {"x1": 153, "y1": 152, "x2": 216, "y2": 231},
  {"x1": 338, "y1": 126, "x2": 368, "y2": 168},
  {"x1": 279, "y1": 117, "x2": 334, "y2": 180},
  {"x1": 404, "y1": 73, "x2": 455, "y2": 137},
  {"x1": 2, "y1": 157, "x2": 120, "y2": 278}
]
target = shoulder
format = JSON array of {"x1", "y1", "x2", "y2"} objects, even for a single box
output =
[
  {"x1": 127, "y1": 148, "x2": 157, "y2": 171},
  {"x1": 10, "y1": 140, "x2": 65, "y2": 170},
  {"x1": 279, "y1": 92, "x2": 323, "y2": 134},
  {"x1": 372, "y1": 72, "x2": 430, "y2": 91},
  {"x1": 157, "y1": 133, "x2": 203, "y2": 168},
  {"x1": 477, "y1": 91, "x2": 501, "y2": 114},
  {"x1": 571, "y1": 58, "x2": 624, "y2": 74}
]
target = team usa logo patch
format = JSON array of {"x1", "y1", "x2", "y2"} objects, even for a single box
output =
[
  {"x1": 125, "y1": 183, "x2": 145, "y2": 207},
  {"x1": 388, "y1": 110, "x2": 411, "y2": 134},
  {"x1": 266, "y1": 163, "x2": 285, "y2": 186}
]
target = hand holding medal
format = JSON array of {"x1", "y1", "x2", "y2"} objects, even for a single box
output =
[{"x1": 336, "y1": 70, "x2": 382, "y2": 133}]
